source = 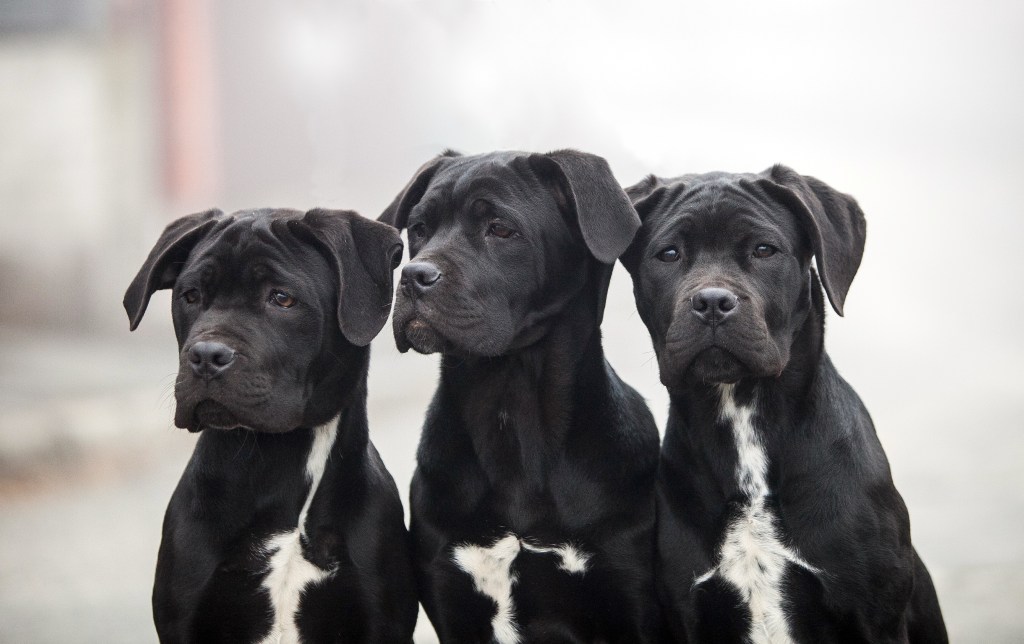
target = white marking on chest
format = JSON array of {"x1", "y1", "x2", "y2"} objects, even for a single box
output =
[
  {"x1": 256, "y1": 419, "x2": 338, "y2": 644},
  {"x1": 451, "y1": 534, "x2": 592, "y2": 644},
  {"x1": 692, "y1": 385, "x2": 817, "y2": 644},
  {"x1": 520, "y1": 540, "x2": 592, "y2": 574}
]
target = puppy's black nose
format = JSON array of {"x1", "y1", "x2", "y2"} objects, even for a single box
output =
[
  {"x1": 188, "y1": 341, "x2": 236, "y2": 378},
  {"x1": 401, "y1": 261, "x2": 442, "y2": 295},
  {"x1": 692, "y1": 288, "x2": 739, "y2": 326}
]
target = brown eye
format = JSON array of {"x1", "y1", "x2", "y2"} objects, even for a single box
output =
[
  {"x1": 487, "y1": 221, "x2": 518, "y2": 239},
  {"x1": 182, "y1": 289, "x2": 200, "y2": 304},
  {"x1": 753, "y1": 244, "x2": 777, "y2": 258},
  {"x1": 270, "y1": 290, "x2": 296, "y2": 308},
  {"x1": 657, "y1": 246, "x2": 680, "y2": 262}
]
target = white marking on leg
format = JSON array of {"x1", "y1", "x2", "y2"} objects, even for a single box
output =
[
  {"x1": 691, "y1": 386, "x2": 818, "y2": 644},
  {"x1": 257, "y1": 418, "x2": 339, "y2": 644},
  {"x1": 452, "y1": 534, "x2": 522, "y2": 644}
]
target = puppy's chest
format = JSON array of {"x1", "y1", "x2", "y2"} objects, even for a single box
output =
[
  {"x1": 451, "y1": 533, "x2": 595, "y2": 644},
  {"x1": 693, "y1": 386, "x2": 819, "y2": 644},
  {"x1": 249, "y1": 421, "x2": 341, "y2": 644}
]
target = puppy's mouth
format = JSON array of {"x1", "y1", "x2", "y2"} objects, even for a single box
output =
[
  {"x1": 686, "y1": 346, "x2": 747, "y2": 385},
  {"x1": 398, "y1": 318, "x2": 447, "y2": 355},
  {"x1": 392, "y1": 294, "x2": 451, "y2": 355},
  {"x1": 178, "y1": 400, "x2": 249, "y2": 432}
]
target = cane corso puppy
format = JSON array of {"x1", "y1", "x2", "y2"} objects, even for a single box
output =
[
  {"x1": 124, "y1": 208, "x2": 417, "y2": 643},
  {"x1": 622, "y1": 167, "x2": 947, "y2": 643},
  {"x1": 380, "y1": 150, "x2": 663, "y2": 642}
]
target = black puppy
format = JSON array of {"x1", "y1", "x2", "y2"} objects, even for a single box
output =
[
  {"x1": 380, "y1": 150, "x2": 663, "y2": 642},
  {"x1": 623, "y1": 167, "x2": 947, "y2": 643},
  {"x1": 124, "y1": 208, "x2": 417, "y2": 643}
]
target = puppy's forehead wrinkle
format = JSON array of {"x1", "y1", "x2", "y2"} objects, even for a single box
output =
[
  {"x1": 720, "y1": 180, "x2": 772, "y2": 208},
  {"x1": 454, "y1": 170, "x2": 518, "y2": 202},
  {"x1": 190, "y1": 228, "x2": 325, "y2": 291},
  {"x1": 655, "y1": 173, "x2": 768, "y2": 216},
  {"x1": 643, "y1": 183, "x2": 721, "y2": 241},
  {"x1": 425, "y1": 167, "x2": 542, "y2": 223},
  {"x1": 644, "y1": 185, "x2": 791, "y2": 255}
]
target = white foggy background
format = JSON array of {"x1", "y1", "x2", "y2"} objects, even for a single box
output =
[{"x1": 1, "y1": 0, "x2": 1022, "y2": 642}]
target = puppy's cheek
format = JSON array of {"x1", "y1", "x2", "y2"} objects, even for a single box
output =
[
  {"x1": 172, "y1": 375, "x2": 199, "y2": 430},
  {"x1": 760, "y1": 337, "x2": 790, "y2": 377},
  {"x1": 173, "y1": 400, "x2": 199, "y2": 432},
  {"x1": 656, "y1": 353, "x2": 678, "y2": 390},
  {"x1": 656, "y1": 340, "x2": 698, "y2": 392},
  {"x1": 471, "y1": 309, "x2": 518, "y2": 356}
]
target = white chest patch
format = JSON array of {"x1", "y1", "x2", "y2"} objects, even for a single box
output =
[
  {"x1": 692, "y1": 385, "x2": 818, "y2": 644},
  {"x1": 451, "y1": 533, "x2": 592, "y2": 644},
  {"x1": 256, "y1": 419, "x2": 338, "y2": 644}
]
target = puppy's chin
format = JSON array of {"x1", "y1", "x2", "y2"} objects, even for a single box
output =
[
  {"x1": 174, "y1": 399, "x2": 300, "y2": 433},
  {"x1": 660, "y1": 346, "x2": 749, "y2": 389},
  {"x1": 174, "y1": 399, "x2": 241, "y2": 432},
  {"x1": 662, "y1": 344, "x2": 788, "y2": 390},
  {"x1": 397, "y1": 318, "x2": 446, "y2": 355},
  {"x1": 686, "y1": 347, "x2": 748, "y2": 385}
]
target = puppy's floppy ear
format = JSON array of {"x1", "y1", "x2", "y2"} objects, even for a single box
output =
[
  {"x1": 624, "y1": 174, "x2": 667, "y2": 219},
  {"x1": 291, "y1": 209, "x2": 403, "y2": 347},
  {"x1": 620, "y1": 175, "x2": 669, "y2": 274},
  {"x1": 123, "y1": 209, "x2": 223, "y2": 331},
  {"x1": 529, "y1": 149, "x2": 641, "y2": 264},
  {"x1": 378, "y1": 150, "x2": 460, "y2": 230},
  {"x1": 755, "y1": 165, "x2": 867, "y2": 316}
]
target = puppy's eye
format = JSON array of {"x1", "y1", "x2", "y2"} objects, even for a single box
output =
[
  {"x1": 487, "y1": 221, "x2": 518, "y2": 239},
  {"x1": 270, "y1": 290, "x2": 296, "y2": 308},
  {"x1": 182, "y1": 289, "x2": 200, "y2": 304},
  {"x1": 656, "y1": 246, "x2": 680, "y2": 262},
  {"x1": 753, "y1": 244, "x2": 777, "y2": 258},
  {"x1": 409, "y1": 222, "x2": 427, "y2": 239},
  {"x1": 389, "y1": 243, "x2": 404, "y2": 270}
]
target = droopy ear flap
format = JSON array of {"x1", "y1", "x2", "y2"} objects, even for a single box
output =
[
  {"x1": 290, "y1": 209, "x2": 404, "y2": 347},
  {"x1": 528, "y1": 149, "x2": 641, "y2": 264},
  {"x1": 620, "y1": 174, "x2": 669, "y2": 274},
  {"x1": 378, "y1": 150, "x2": 460, "y2": 230},
  {"x1": 123, "y1": 209, "x2": 223, "y2": 331},
  {"x1": 755, "y1": 164, "x2": 867, "y2": 316},
  {"x1": 624, "y1": 174, "x2": 668, "y2": 219}
]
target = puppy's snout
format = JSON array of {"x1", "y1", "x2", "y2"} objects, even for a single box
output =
[
  {"x1": 188, "y1": 341, "x2": 236, "y2": 378},
  {"x1": 691, "y1": 288, "x2": 738, "y2": 326},
  {"x1": 401, "y1": 261, "x2": 442, "y2": 295}
]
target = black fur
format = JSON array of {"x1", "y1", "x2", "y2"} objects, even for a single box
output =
[
  {"x1": 124, "y1": 208, "x2": 416, "y2": 643},
  {"x1": 380, "y1": 150, "x2": 664, "y2": 642},
  {"x1": 623, "y1": 168, "x2": 947, "y2": 643}
]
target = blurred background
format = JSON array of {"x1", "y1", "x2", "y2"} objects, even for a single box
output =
[{"x1": 1, "y1": 0, "x2": 1022, "y2": 641}]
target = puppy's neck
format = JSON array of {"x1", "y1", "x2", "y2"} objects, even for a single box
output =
[{"x1": 439, "y1": 278, "x2": 607, "y2": 486}]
